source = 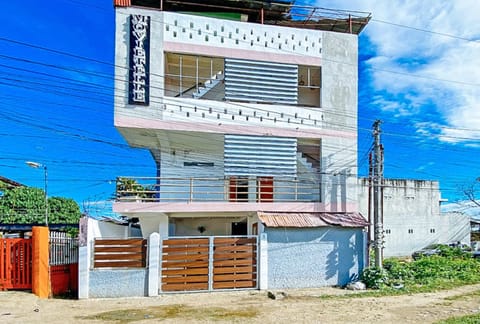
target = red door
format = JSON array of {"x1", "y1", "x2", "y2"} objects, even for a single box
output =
[
  {"x1": 258, "y1": 177, "x2": 273, "y2": 202},
  {"x1": 229, "y1": 177, "x2": 237, "y2": 201}
]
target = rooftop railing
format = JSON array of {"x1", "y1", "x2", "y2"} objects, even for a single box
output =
[{"x1": 115, "y1": 177, "x2": 320, "y2": 203}]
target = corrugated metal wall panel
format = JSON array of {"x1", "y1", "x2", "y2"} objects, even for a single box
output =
[
  {"x1": 224, "y1": 135, "x2": 297, "y2": 177},
  {"x1": 225, "y1": 58, "x2": 298, "y2": 104}
]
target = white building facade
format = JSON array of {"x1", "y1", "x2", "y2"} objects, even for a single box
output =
[
  {"x1": 358, "y1": 178, "x2": 471, "y2": 257},
  {"x1": 110, "y1": 0, "x2": 371, "y2": 292}
]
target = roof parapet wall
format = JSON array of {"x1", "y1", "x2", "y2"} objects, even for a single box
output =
[{"x1": 115, "y1": 0, "x2": 371, "y2": 35}]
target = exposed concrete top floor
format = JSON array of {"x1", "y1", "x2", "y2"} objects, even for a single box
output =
[{"x1": 117, "y1": 0, "x2": 371, "y2": 34}]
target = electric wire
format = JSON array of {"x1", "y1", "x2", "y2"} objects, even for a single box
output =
[{"x1": 0, "y1": 2, "x2": 478, "y2": 204}]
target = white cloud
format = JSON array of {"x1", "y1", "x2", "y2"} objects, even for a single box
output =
[
  {"x1": 414, "y1": 161, "x2": 435, "y2": 172},
  {"x1": 317, "y1": 0, "x2": 480, "y2": 143}
]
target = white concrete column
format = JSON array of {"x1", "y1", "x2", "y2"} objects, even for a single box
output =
[
  {"x1": 78, "y1": 217, "x2": 91, "y2": 299},
  {"x1": 157, "y1": 213, "x2": 169, "y2": 238},
  {"x1": 259, "y1": 233, "x2": 268, "y2": 290},
  {"x1": 148, "y1": 232, "x2": 160, "y2": 296},
  {"x1": 78, "y1": 246, "x2": 89, "y2": 299}
]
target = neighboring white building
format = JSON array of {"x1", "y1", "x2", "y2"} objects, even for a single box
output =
[
  {"x1": 109, "y1": 0, "x2": 371, "y2": 293},
  {"x1": 358, "y1": 178, "x2": 471, "y2": 257}
]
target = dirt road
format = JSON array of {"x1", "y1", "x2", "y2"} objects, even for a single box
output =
[{"x1": 1, "y1": 284, "x2": 479, "y2": 323}]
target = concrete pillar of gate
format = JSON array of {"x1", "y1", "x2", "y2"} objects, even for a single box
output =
[
  {"x1": 259, "y1": 233, "x2": 268, "y2": 290},
  {"x1": 32, "y1": 226, "x2": 50, "y2": 298},
  {"x1": 147, "y1": 232, "x2": 160, "y2": 296},
  {"x1": 78, "y1": 216, "x2": 90, "y2": 299}
]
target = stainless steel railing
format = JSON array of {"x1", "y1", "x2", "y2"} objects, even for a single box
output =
[{"x1": 115, "y1": 176, "x2": 320, "y2": 203}]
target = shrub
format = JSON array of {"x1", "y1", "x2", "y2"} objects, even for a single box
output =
[
  {"x1": 361, "y1": 267, "x2": 389, "y2": 289},
  {"x1": 383, "y1": 258, "x2": 414, "y2": 285},
  {"x1": 362, "y1": 252, "x2": 480, "y2": 292},
  {"x1": 437, "y1": 245, "x2": 471, "y2": 259}
]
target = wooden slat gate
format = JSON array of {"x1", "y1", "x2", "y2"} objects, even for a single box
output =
[
  {"x1": 93, "y1": 238, "x2": 147, "y2": 268},
  {"x1": 0, "y1": 238, "x2": 32, "y2": 290},
  {"x1": 161, "y1": 236, "x2": 257, "y2": 292}
]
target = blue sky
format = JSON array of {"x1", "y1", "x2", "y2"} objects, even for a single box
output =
[{"x1": 0, "y1": 0, "x2": 479, "y2": 218}]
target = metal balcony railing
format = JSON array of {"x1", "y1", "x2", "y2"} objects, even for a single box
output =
[{"x1": 115, "y1": 177, "x2": 320, "y2": 203}]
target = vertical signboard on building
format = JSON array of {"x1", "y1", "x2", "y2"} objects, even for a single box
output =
[{"x1": 129, "y1": 15, "x2": 150, "y2": 105}]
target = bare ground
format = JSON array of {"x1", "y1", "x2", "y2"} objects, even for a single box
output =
[{"x1": 1, "y1": 284, "x2": 480, "y2": 323}]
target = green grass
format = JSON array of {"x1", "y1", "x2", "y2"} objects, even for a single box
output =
[
  {"x1": 303, "y1": 282, "x2": 480, "y2": 301},
  {"x1": 359, "y1": 252, "x2": 480, "y2": 292},
  {"x1": 435, "y1": 313, "x2": 480, "y2": 324},
  {"x1": 444, "y1": 290, "x2": 480, "y2": 301},
  {"x1": 304, "y1": 253, "x2": 480, "y2": 300},
  {"x1": 79, "y1": 304, "x2": 259, "y2": 323}
]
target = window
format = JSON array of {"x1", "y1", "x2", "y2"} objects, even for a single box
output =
[
  {"x1": 164, "y1": 52, "x2": 321, "y2": 107},
  {"x1": 430, "y1": 228, "x2": 436, "y2": 233},
  {"x1": 408, "y1": 229, "x2": 414, "y2": 234},
  {"x1": 298, "y1": 65, "x2": 321, "y2": 107},
  {"x1": 385, "y1": 229, "x2": 391, "y2": 234},
  {"x1": 164, "y1": 53, "x2": 224, "y2": 99}
]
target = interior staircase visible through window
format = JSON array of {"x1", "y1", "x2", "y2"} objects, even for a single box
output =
[{"x1": 193, "y1": 71, "x2": 224, "y2": 99}]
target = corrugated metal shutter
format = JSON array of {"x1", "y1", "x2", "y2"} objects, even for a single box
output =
[
  {"x1": 224, "y1": 58, "x2": 298, "y2": 104},
  {"x1": 224, "y1": 135, "x2": 297, "y2": 177}
]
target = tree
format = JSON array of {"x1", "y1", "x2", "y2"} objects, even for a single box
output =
[
  {"x1": 0, "y1": 186, "x2": 81, "y2": 224},
  {"x1": 47, "y1": 197, "x2": 82, "y2": 224},
  {"x1": 463, "y1": 177, "x2": 480, "y2": 208}
]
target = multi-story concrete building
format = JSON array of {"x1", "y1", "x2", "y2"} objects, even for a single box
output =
[
  {"x1": 358, "y1": 178, "x2": 471, "y2": 257},
  {"x1": 110, "y1": 0, "x2": 371, "y2": 292}
]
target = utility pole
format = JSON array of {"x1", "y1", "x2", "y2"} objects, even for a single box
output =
[
  {"x1": 367, "y1": 151, "x2": 373, "y2": 267},
  {"x1": 26, "y1": 161, "x2": 48, "y2": 227},
  {"x1": 372, "y1": 120, "x2": 384, "y2": 268}
]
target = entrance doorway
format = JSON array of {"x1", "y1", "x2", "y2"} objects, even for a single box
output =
[
  {"x1": 229, "y1": 177, "x2": 249, "y2": 202},
  {"x1": 231, "y1": 222, "x2": 247, "y2": 235}
]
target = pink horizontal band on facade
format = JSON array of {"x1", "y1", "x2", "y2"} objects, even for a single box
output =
[
  {"x1": 113, "y1": 201, "x2": 359, "y2": 214},
  {"x1": 115, "y1": 115, "x2": 358, "y2": 139}
]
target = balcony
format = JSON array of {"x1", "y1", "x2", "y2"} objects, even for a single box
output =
[{"x1": 115, "y1": 177, "x2": 320, "y2": 203}]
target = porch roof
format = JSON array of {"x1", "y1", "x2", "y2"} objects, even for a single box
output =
[{"x1": 258, "y1": 211, "x2": 368, "y2": 228}]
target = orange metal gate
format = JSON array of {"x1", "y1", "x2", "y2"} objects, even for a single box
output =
[
  {"x1": 161, "y1": 236, "x2": 257, "y2": 292},
  {"x1": 0, "y1": 238, "x2": 32, "y2": 290}
]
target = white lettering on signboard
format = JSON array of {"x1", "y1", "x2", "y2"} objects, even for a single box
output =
[{"x1": 129, "y1": 15, "x2": 149, "y2": 104}]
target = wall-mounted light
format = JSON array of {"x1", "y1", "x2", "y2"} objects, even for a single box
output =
[{"x1": 197, "y1": 225, "x2": 206, "y2": 233}]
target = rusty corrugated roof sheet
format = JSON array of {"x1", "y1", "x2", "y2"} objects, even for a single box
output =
[
  {"x1": 0, "y1": 176, "x2": 24, "y2": 188},
  {"x1": 258, "y1": 211, "x2": 369, "y2": 228}
]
